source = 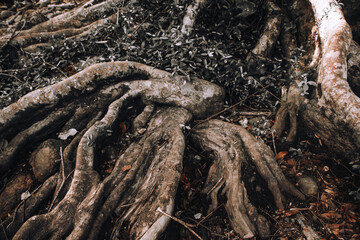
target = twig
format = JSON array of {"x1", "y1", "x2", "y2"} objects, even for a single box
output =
[
  {"x1": 237, "y1": 111, "x2": 272, "y2": 116},
  {"x1": 0, "y1": 176, "x2": 8, "y2": 193},
  {"x1": 43, "y1": 61, "x2": 68, "y2": 77},
  {"x1": 0, "y1": 12, "x2": 26, "y2": 51},
  {"x1": 188, "y1": 86, "x2": 271, "y2": 137},
  {"x1": 132, "y1": 6, "x2": 162, "y2": 35},
  {"x1": 48, "y1": 4, "x2": 75, "y2": 9},
  {"x1": 195, "y1": 222, "x2": 227, "y2": 238},
  {"x1": 9, "y1": 199, "x2": 23, "y2": 227},
  {"x1": 202, "y1": 86, "x2": 270, "y2": 123},
  {"x1": 195, "y1": 203, "x2": 224, "y2": 227},
  {"x1": 60, "y1": 147, "x2": 65, "y2": 180},
  {"x1": 272, "y1": 130, "x2": 278, "y2": 156},
  {"x1": 0, "y1": 64, "x2": 39, "y2": 72},
  {"x1": 0, "y1": 73, "x2": 23, "y2": 82},
  {"x1": 248, "y1": 76, "x2": 281, "y2": 101},
  {"x1": 206, "y1": 176, "x2": 223, "y2": 195},
  {"x1": 0, "y1": 220, "x2": 9, "y2": 240},
  {"x1": 7, "y1": 183, "x2": 43, "y2": 228},
  {"x1": 117, "y1": 185, "x2": 156, "y2": 209},
  {"x1": 157, "y1": 208, "x2": 203, "y2": 240},
  {"x1": 22, "y1": 198, "x2": 26, "y2": 223},
  {"x1": 48, "y1": 169, "x2": 74, "y2": 211},
  {"x1": 296, "y1": 214, "x2": 321, "y2": 240},
  {"x1": 116, "y1": 9, "x2": 119, "y2": 25}
]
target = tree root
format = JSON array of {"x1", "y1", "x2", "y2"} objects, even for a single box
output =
[
  {"x1": 0, "y1": 61, "x2": 224, "y2": 174},
  {"x1": 12, "y1": 106, "x2": 192, "y2": 240},
  {"x1": 0, "y1": 174, "x2": 58, "y2": 240},
  {"x1": 4, "y1": 0, "x2": 355, "y2": 237},
  {"x1": 190, "y1": 119, "x2": 305, "y2": 239},
  {"x1": 248, "y1": 0, "x2": 284, "y2": 59},
  {"x1": 273, "y1": 0, "x2": 360, "y2": 159},
  {"x1": 310, "y1": 0, "x2": 360, "y2": 142},
  {"x1": 0, "y1": 0, "x2": 123, "y2": 49},
  {"x1": 180, "y1": 0, "x2": 207, "y2": 38},
  {"x1": 0, "y1": 61, "x2": 225, "y2": 239},
  {"x1": 0, "y1": 59, "x2": 305, "y2": 238}
]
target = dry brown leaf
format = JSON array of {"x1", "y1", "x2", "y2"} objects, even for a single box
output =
[
  {"x1": 332, "y1": 228, "x2": 340, "y2": 235},
  {"x1": 120, "y1": 122, "x2": 127, "y2": 133},
  {"x1": 121, "y1": 165, "x2": 131, "y2": 171},
  {"x1": 324, "y1": 188, "x2": 337, "y2": 196},
  {"x1": 275, "y1": 151, "x2": 288, "y2": 160},
  {"x1": 348, "y1": 217, "x2": 357, "y2": 223},
  {"x1": 105, "y1": 165, "x2": 114, "y2": 173},
  {"x1": 285, "y1": 159, "x2": 296, "y2": 166},
  {"x1": 321, "y1": 211, "x2": 342, "y2": 220},
  {"x1": 327, "y1": 222, "x2": 346, "y2": 236},
  {"x1": 284, "y1": 209, "x2": 300, "y2": 217}
]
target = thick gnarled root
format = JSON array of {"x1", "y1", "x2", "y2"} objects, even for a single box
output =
[
  {"x1": 272, "y1": 0, "x2": 360, "y2": 159},
  {"x1": 0, "y1": 61, "x2": 224, "y2": 239},
  {"x1": 0, "y1": 61, "x2": 224, "y2": 174},
  {"x1": 0, "y1": 0, "x2": 123, "y2": 49},
  {"x1": 190, "y1": 119, "x2": 305, "y2": 238}
]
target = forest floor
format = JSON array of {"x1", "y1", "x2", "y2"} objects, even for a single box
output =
[{"x1": 0, "y1": 1, "x2": 359, "y2": 239}]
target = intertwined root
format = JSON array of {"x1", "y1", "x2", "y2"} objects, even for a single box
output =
[
  {"x1": 0, "y1": 61, "x2": 224, "y2": 174},
  {"x1": 0, "y1": 0, "x2": 125, "y2": 50},
  {"x1": 4, "y1": 0, "x2": 357, "y2": 238},
  {"x1": 191, "y1": 119, "x2": 305, "y2": 238},
  {"x1": 0, "y1": 61, "x2": 224, "y2": 239},
  {"x1": 13, "y1": 106, "x2": 192, "y2": 240},
  {"x1": 0, "y1": 59, "x2": 306, "y2": 239}
]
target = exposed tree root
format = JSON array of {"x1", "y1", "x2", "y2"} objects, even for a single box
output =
[
  {"x1": 0, "y1": 61, "x2": 224, "y2": 174},
  {"x1": 272, "y1": 0, "x2": 360, "y2": 160},
  {"x1": 0, "y1": 174, "x2": 58, "y2": 240},
  {"x1": 0, "y1": 59, "x2": 306, "y2": 239},
  {"x1": 180, "y1": 0, "x2": 207, "y2": 37},
  {"x1": 190, "y1": 119, "x2": 305, "y2": 238},
  {"x1": 0, "y1": 0, "x2": 123, "y2": 49},
  {"x1": 2, "y1": 0, "x2": 357, "y2": 238},
  {"x1": 0, "y1": 61, "x2": 226, "y2": 239},
  {"x1": 248, "y1": 0, "x2": 284, "y2": 59}
]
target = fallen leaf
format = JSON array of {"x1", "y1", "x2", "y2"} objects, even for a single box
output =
[
  {"x1": 285, "y1": 159, "x2": 297, "y2": 166},
  {"x1": 106, "y1": 165, "x2": 114, "y2": 173},
  {"x1": 348, "y1": 218, "x2": 357, "y2": 223},
  {"x1": 275, "y1": 151, "x2": 288, "y2": 160},
  {"x1": 64, "y1": 65, "x2": 76, "y2": 76},
  {"x1": 183, "y1": 182, "x2": 190, "y2": 191},
  {"x1": 284, "y1": 209, "x2": 300, "y2": 217},
  {"x1": 321, "y1": 211, "x2": 342, "y2": 220},
  {"x1": 324, "y1": 188, "x2": 337, "y2": 196},
  {"x1": 58, "y1": 128, "x2": 78, "y2": 140},
  {"x1": 122, "y1": 165, "x2": 131, "y2": 171},
  {"x1": 120, "y1": 122, "x2": 127, "y2": 133},
  {"x1": 321, "y1": 193, "x2": 327, "y2": 202},
  {"x1": 332, "y1": 228, "x2": 340, "y2": 235}
]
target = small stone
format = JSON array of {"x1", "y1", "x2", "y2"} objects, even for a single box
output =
[
  {"x1": 29, "y1": 139, "x2": 62, "y2": 182},
  {"x1": 0, "y1": 10, "x2": 15, "y2": 20},
  {"x1": 297, "y1": 176, "x2": 319, "y2": 196},
  {"x1": 0, "y1": 173, "x2": 33, "y2": 219}
]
